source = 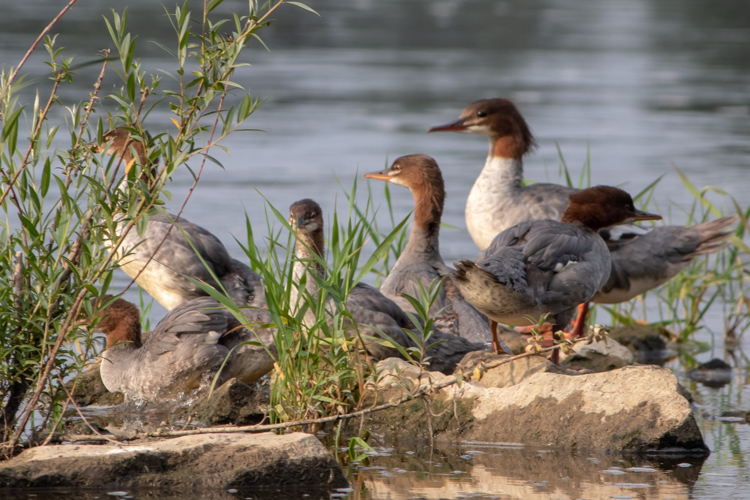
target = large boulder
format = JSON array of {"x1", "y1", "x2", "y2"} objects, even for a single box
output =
[
  {"x1": 368, "y1": 359, "x2": 707, "y2": 453},
  {"x1": 0, "y1": 432, "x2": 347, "y2": 493}
]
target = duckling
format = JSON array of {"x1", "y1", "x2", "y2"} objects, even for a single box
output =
[{"x1": 289, "y1": 199, "x2": 489, "y2": 374}]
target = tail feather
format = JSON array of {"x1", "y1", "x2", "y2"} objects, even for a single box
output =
[{"x1": 681, "y1": 215, "x2": 738, "y2": 261}]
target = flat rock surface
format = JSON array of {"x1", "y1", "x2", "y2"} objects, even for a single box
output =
[
  {"x1": 0, "y1": 432, "x2": 347, "y2": 492},
  {"x1": 370, "y1": 360, "x2": 707, "y2": 453}
]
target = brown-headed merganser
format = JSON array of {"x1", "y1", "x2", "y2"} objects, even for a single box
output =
[
  {"x1": 95, "y1": 128, "x2": 265, "y2": 311},
  {"x1": 430, "y1": 98, "x2": 737, "y2": 329},
  {"x1": 289, "y1": 199, "x2": 488, "y2": 374},
  {"x1": 96, "y1": 296, "x2": 276, "y2": 401},
  {"x1": 452, "y1": 186, "x2": 662, "y2": 354},
  {"x1": 363, "y1": 154, "x2": 506, "y2": 348}
]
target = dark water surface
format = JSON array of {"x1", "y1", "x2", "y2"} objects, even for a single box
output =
[{"x1": 2, "y1": 0, "x2": 750, "y2": 498}]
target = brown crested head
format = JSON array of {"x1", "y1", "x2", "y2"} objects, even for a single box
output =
[
  {"x1": 428, "y1": 98, "x2": 536, "y2": 159},
  {"x1": 364, "y1": 154, "x2": 445, "y2": 234},
  {"x1": 94, "y1": 297, "x2": 142, "y2": 349},
  {"x1": 93, "y1": 127, "x2": 151, "y2": 171},
  {"x1": 561, "y1": 185, "x2": 662, "y2": 231}
]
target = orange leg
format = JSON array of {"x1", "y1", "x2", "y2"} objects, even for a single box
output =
[
  {"x1": 570, "y1": 302, "x2": 589, "y2": 339},
  {"x1": 490, "y1": 319, "x2": 501, "y2": 353},
  {"x1": 515, "y1": 322, "x2": 553, "y2": 334}
]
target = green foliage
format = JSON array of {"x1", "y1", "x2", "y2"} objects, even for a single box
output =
[
  {"x1": 233, "y1": 185, "x2": 411, "y2": 424},
  {"x1": 0, "y1": 0, "x2": 307, "y2": 453}
]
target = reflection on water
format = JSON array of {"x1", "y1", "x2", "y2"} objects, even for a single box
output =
[
  {"x1": 344, "y1": 442, "x2": 706, "y2": 500},
  {"x1": 1, "y1": 1, "x2": 750, "y2": 499}
]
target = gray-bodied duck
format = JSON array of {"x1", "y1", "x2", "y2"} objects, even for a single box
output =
[
  {"x1": 289, "y1": 198, "x2": 488, "y2": 374},
  {"x1": 452, "y1": 186, "x2": 661, "y2": 353},
  {"x1": 95, "y1": 128, "x2": 265, "y2": 311},
  {"x1": 96, "y1": 296, "x2": 275, "y2": 401}
]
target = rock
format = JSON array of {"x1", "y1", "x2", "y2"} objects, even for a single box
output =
[
  {"x1": 364, "y1": 363, "x2": 707, "y2": 453},
  {"x1": 495, "y1": 326, "x2": 528, "y2": 354},
  {"x1": 561, "y1": 338, "x2": 634, "y2": 372},
  {"x1": 687, "y1": 358, "x2": 733, "y2": 388},
  {"x1": 67, "y1": 366, "x2": 124, "y2": 407},
  {"x1": 0, "y1": 432, "x2": 347, "y2": 493},
  {"x1": 457, "y1": 351, "x2": 571, "y2": 388},
  {"x1": 609, "y1": 324, "x2": 674, "y2": 364},
  {"x1": 190, "y1": 378, "x2": 269, "y2": 426}
]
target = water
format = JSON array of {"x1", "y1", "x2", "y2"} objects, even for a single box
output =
[{"x1": 1, "y1": 0, "x2": 749, "y2": 498}]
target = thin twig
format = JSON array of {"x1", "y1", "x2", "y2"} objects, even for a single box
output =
[{"x1": 0, "y1": 0, "x2": 78, "y2": 102}]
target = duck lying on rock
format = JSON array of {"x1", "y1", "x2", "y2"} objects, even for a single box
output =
[{"x1": 94, "y1": 296, "x2": 276, "y2": 401}]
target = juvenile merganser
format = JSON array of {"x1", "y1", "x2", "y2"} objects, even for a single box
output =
[
  {"x1": 452, "y1": 186, "x2": 661, "y2": 354},
  {"x1": 430, "y1": 98, "x2": 737, "y2": 326},
  {"x1": 363, "y1": 154, "x2": 499, "y2": 346},
  {"x1": 289, "y1": 199, "x2": 488, "y2": 374},
  {"x1": 95, "y1": 128, "x2": 265, "y2": 311},
  {"x1": 96, "y1": 296, "x2": 276, "y2": 401}
]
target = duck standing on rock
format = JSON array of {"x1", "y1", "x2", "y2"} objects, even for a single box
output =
[
  {"x1": 95, "y1": 296, "x2": 276, "y2": 402},
  {"x1": 94, "y1": 128, "x2": 265, "y2": 311},
  {"x1": 452, "y1": 186, "x2": 661, "y2": 357},
  {"x1": 430, "y1": 98, "x2": 737, "y2": 331},
  {"x1": 364, "y1": 154, "x2": 508, "y2": 349},
  {"x1": 289, "y1": 198, "x2": 488, "y2": 374}
]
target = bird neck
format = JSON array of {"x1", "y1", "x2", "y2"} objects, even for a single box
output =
[
  {"x1": 292, "y1": 230, "x2": 327, "y2": 304},
  {"x1": 561, "y1": 206, "x2": 608, "y2": 232},
  {"x1": 104, "y1": 312, "x2": 142, "y2": 349},
  {"x1": 479, "y1": 146, "x2": 524, "y2": 191},
  {"x1": 405, "y1": 183, "x2": 443, "y2": 257}
]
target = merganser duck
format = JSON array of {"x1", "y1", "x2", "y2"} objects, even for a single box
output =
[
  {"x1": 430, "y1": 98, "x2": 737, "y2": 328},
  {"x1": 452, "y1": 186, "x2": 661, "y2": 354},
  {"x1": 96, "y1": 296, "x2": 276, "y2": 401},
  {"x1": 363, "y1": 154, "x2": 501, "y2": 347},
  {"x1": 95, "y1": 128, "x2": 265, "y2": 311},
  {"x1": 289, "y1": 199, "x2": 488, "y2": 374}
]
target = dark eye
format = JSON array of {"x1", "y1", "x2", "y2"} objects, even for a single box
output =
[
  {"x1": 477, "y1": 110, "x2": 487, "y2": 117},
  {"x1": 392, "y1": 164, "x2": 400, "y2": 171}
]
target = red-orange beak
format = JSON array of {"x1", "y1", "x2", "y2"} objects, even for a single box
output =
[
  {"x1": 631, "y1": 208, "x2": 662, "y2": 222},
  {"x1": 428, "y1": 118, "x2": 468, "y2": 133},
  {"x1": 363, "y1": 169, "x2": 393, "y2": 182}
]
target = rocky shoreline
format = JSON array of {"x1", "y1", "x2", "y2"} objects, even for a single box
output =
[{"x1": 1, "y1": 332, "x2": 711, "y2": 496}]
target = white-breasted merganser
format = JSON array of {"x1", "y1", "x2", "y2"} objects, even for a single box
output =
[
  {"x1": 452, "y1": 186, "x2": 662, "y2": 354},
  {"x1": 289, "y1": 199, "x2": 489, "y2": 374},
  {"x1": 95, "y1": 128, "x2": 265, "y2": 311},
  {"x1": 430, "y1": 98, "x2": 737, "y2": 326},
  {"x1": 363, "y1": 154, "x2": 504, "y2": 347},
  {"x1": 96, "y1": 296, "x2": 275, "y2": 401}
]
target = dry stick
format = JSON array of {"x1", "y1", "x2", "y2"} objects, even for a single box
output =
[
  {"x1": 41, "y1": 372, "x2": 118, "y2": 446},
  {"x1": 64, "y1": 340, "x2": 590, "y2": 443},
  {"x1": 8, "y1": 198, "x2": 129, "y2": 451},
  {"x1": 0, "y1": 0, "x2": 81, "y2": 207},
  {"x1": 0, "y1": 0, "x2": 78, "y2": 101}
]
